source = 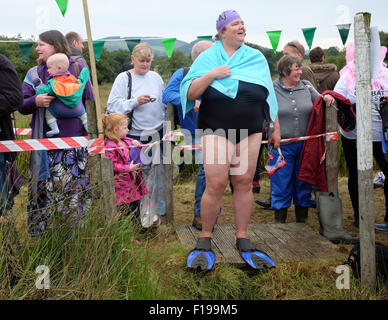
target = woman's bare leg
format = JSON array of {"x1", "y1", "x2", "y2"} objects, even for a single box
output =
[
  {"x1": 200, "y1": 134, "x2": 234, "y2": 238},
  {"x1": 230, "y1": 133, "x2": 262, "y2": 239}
]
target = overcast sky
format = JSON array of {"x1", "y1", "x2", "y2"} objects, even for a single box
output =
[{"x1": 2, "y1": 0, "x2": 388, "y2": 50}]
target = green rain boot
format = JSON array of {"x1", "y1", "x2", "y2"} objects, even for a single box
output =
[{"x1": 316, "y1": 192, "x2": 359, "y2": 244}]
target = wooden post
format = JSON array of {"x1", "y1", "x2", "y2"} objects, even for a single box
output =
[
  {"x1": 354, "y1": 12, "x2": 376, "y2": 290},
  {"x1": 83, "y1": 0, "x2": 116, "y2": 219},
  {"x1": 82, "y1": 0, "x2": 103, "y2": 137},
  {"x1": 86, "y1": 100, "x2": 101, "y2": 199},
  {"x1": 100, "y1": 157, "x2": 117, "y2": 221},
  {"x1": 164, "y1": 103, "x2": 175, "y2": 224},
  {"x1": 325, "y1": 107, "x2": 338, "y2": 193}
]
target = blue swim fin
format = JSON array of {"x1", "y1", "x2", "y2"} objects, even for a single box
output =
[
  {"x1": 187, "y1": 237, "x2": 215, "y2": 271},
  {"x1": 237, "y1": 238, "x2": 276, "y2": 270},
  {"x1": 375, "y1": 223, "x2": 388, "y2": 232}
]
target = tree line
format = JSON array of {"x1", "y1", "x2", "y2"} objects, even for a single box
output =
[{"x1": 1, "y1": 32, "x2": 388, "y2": 85}]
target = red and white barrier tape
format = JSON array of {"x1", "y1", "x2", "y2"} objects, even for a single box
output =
[
  {"x1": 13, "y1": 128, "x2": 32, "y2": 135},
  {"x1": 1, "y1": 130, "x2": 338, "y2": 153}
]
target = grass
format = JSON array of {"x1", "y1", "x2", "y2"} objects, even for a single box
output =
[
  {"x1": 2, "y1": 82, "x2": 387, "y2": 300},
  {"x1": 1, "y1": 173, "x2": 388, "y2": 300}
]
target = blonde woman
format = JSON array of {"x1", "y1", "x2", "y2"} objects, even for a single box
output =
[{"x1": 107, "y1": 42, "x2": 166, "y2": 147}]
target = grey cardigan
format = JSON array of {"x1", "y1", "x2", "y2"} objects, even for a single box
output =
[{"x1": 273, "y1": 78, "x2": 320, "y2": 141}]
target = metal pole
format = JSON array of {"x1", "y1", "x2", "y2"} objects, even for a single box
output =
[{"x1": 354, "y1": 12, "x2": 376, "y2": 290}]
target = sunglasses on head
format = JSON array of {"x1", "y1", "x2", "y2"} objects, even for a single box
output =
[{"x1": 287, "y1": 42, "x2": 303, "y2": 56}]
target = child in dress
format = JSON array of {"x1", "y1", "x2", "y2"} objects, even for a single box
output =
[
  {"x1": 36, "y1": 53, "x2": 89, "y2": 137},
  {"x1": 102, "y1": 113, "x2": 148, "y2": 219}
]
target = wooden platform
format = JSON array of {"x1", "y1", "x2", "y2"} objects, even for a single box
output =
[{"x1": 176, "y1": 223, "x2": 344, "y2": 265}]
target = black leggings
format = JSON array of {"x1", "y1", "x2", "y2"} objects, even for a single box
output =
[{"x1": 341, "y1": 135, "x2": 388, "y2": 222}]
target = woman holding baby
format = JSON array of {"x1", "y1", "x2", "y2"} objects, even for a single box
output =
[{"x1": 20, "y1": 30, "x2": 94, "y2": 237}]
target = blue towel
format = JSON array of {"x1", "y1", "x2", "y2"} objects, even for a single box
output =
[{"x1": 180, "y1": 41, "x2": 278, "y2": 121}]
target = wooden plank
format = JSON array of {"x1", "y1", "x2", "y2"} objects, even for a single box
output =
[
  {"x1": 246, "y1": 225, "x2": 278, "y2": 261},
  {"x1": 213, "y1": 224, "x2": 243, "y2": 264},
  {"x1": 285, "y1": 223, "x2": 341, "y2": 259},
  {"x1": 176, "y1": 223, "x2": 343, "y2": 264},
  {"x1": 264, "y1": 224, "x2": 314, "y2": 260},
  {"x1": 176, "y1": 225, "x2": 197, "y2": 249}
]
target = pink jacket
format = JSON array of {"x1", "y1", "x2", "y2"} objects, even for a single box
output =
[{"x1": 104, "y1": 137, "x2": 148, "y2": 205}]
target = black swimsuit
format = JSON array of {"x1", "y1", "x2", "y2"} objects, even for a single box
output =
[{"x1": 197, "y1": 81, "x2": 269, "y2": 144}]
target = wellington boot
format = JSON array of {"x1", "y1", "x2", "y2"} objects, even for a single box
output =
[
  {"x1": 316, "y1": 192, "x2": 359, "y2": 244},
  {"x1": 295, "y1": 206, "x2": 308, "y2": 223},
  {"x1": 274, "y1": 208, "x2": 288, "y2": 224}
]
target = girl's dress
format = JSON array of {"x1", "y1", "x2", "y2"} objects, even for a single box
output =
[{"x1": 104, "y1": 137, "x2": 148, "y2": 206}]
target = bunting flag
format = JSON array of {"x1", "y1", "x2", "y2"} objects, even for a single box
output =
[
  {"x1": 197, "y1": 35, "x2": 213, "y2": 41},
  {"x1": 302, "y1": 27, "x2": 317, "y2": 49},
  {"x1": 125, "y1": 39, "x2": 141, "y2": 53},
  {"x1": 55, "y1": 0, "x2": 68, "y2": 17},
  {"x1": 266, "y1": 30, "x2": 282, "y2": 53},
  {"x1": 18, "y1": 42, "x2": 34, "y2": 62},
  {"x1": 161, "y1": 37, "x2": 176, "y2": 60},
  {"x1": 337, "y1": 23, "x2": 351, "y2": 46},
  {"x1": 93, "y1": 40, "x2": 105, "y2": 63}
]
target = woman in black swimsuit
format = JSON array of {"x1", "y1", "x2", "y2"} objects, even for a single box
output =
[{"x1": 184, "y1": 10, "x2": 280, "y2": 270}]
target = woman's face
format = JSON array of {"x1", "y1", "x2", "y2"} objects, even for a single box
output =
[
  {"x1": 131, "y1": 55, "x2": 152, "y2": 75},
  {"x1": 220, "y1": 19, "x2": 246, "y2": 45},
  {"x1": 36, "y1": 39, "x2": 56, "y2": 63},
  {"x1": 284, "y1": 63, "x2": 302, "y2": 85}
]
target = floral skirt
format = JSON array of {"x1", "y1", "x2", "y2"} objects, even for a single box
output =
[{"x1": 27, "y1": 147, "x2": 92, "y2": 237}]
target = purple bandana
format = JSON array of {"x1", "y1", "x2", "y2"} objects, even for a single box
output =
[{"x1": 216, "y1": 10, "x2": 241, "y2": 32}]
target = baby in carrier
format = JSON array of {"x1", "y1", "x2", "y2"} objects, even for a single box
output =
[{"x1": 36, "y1": 53, "x2": 89, "y2": 137}]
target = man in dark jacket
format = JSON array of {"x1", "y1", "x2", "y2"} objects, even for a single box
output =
[
  {"x1": 65, "y1": 32, "x2": 89, "y2": 71},
  {"x1": 0, "y1": 54, "x2": 23, "y2": 214},
  {"x1": 309, "y1": 47, "x2": 340, "y2": 94}
]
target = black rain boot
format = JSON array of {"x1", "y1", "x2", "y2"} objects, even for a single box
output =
[
  {"x1": 295, "y1": 206, "x2": 308, "y2": 223},
  {"x1": 274, "y1": 208, "x2": 288, "y2": 224}
]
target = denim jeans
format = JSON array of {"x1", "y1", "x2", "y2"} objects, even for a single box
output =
[
  {"x1": 269, "y1": 142, "x2": 314, "y2": 210},
  {"x1": 194, "y1": 164, "x2": 206, "y2": 216}
]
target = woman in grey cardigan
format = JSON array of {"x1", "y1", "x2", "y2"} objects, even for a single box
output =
[{"x1": 271, "y1": 55, "x2": 334, "y2": 223}]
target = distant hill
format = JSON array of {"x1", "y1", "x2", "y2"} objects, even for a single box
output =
[
  {"x1": 100, "y1": 36, "x2": 273, "y2": 56},
  {"x1": 101, "y1": 36, "x2": 191, "y2": 56}
]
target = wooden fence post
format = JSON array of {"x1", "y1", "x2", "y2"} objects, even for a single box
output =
[
  {"x1": 83, "y1": 0, "x2": 116, "y2": 219},
  {"x1": 100, "y1": 157, "x2": 117, "y2": 221},
  {"x1": 86, "y1": 100, "x2": 102, "y2": 199},
  {"x1": 325, "y1": 107, "x2": 339, "y2": 193},
  {"x1": 163, "y1": 103, "x2": 175, "y2": 224},
  {"x1": 354, "y1": 12, "x2": 376, "y2": 290}
]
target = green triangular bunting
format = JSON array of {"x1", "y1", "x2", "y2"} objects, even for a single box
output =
[
  {"x1": 125, "y1": 39, "x2": 141, "y2": 53},
  {"x1": 197, "y1": 36, "x2": 213, "y2": 41},
  {"x1": 302, "y1": 27, "x2": 317, "y2": 49},
  {"x1": 18, "y1": 42, "x2": 34, "y2": 63},
  {"x1": 337, "y1": 24, "x2": 351, "y2": 46},
  {"x1": 93, "y1": 40, "x2": 105, "y2": 63},
  {"x1": 266, "y1": 30, "x2": 282, "y2": 53},
  {"x1": 161, "y1": 38, "x2": 176, "y2": 60},
  {"x1": 55, "y1": 0, "x2": 68, "y2": 17}
]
